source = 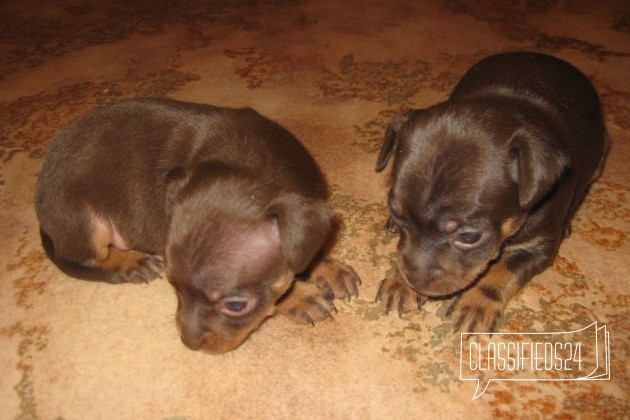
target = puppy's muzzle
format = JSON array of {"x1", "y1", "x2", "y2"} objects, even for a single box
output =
[
  {"x1": 180, "y1": 329, "x2": 211, "y2": 351},
  {"x1": 398, "y1": 255, "x2": 476, "y2": 297},
  {"x1": 176, "y1": 312, "x2": 211, "y2": 351},
  {"x1": 400, "y1": 255, "x2": 441, "y2": 287}
]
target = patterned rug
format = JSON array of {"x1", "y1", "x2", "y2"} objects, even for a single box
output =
[{"x1": 1, "y1": 1, "x2": 628, "y2": 418}]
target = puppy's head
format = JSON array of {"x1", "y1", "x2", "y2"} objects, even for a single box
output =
[
  {"x1": 164, "y1": 164, "x2": 332, "y2": 353},
  {"x1": 377, "y1": 103, "x2": 568, "y2": 296}
]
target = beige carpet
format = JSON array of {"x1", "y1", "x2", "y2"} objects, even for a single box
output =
[{"x1": 1, "y1": 0, "x2": 628, "y2": 418}]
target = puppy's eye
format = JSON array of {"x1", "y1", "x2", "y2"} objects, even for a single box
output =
[
  {"x1": 454, "y1": 231, "x2": 483, "y2": 248},
  {"x1": 219, "y1": 296, "x2": 257, "y2": 317}
]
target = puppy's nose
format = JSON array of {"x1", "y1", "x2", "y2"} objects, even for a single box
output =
[
  {"x1": 407, "y1": 270, "x2": 434, "y2": 289},
  {"x1": 180, "y1": 331, "x2": 210, "y2": 351},
  {"x1": 180, "y1": 334, "x2": 202, "y2": 350},
  {"x1": 403, "y1": 255, "x2": 441, "y2": 275},
  {"x1": 402, "y1": 256, "x2": 442, "y2": 288}
]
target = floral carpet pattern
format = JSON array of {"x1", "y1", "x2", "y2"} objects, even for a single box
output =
[{"x1": 0, "y1": 1, "x2": 628, "y2": 418}]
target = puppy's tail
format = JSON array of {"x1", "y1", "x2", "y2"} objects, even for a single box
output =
[{"x1": 40, "y1": 228, "x2": 118, "y2": 282}]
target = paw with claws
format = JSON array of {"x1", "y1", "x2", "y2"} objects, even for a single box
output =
[
  {"x1": 275, "y1": 281, "x2": 337, "y2": 325},
  {"x1": 310, "y1": 257, "x2": 362, "y2": 301},
  {"x1": 275, "y1": 257, "x2": 361, "y2": 325},
  {"x1": 375, "y1": 272, "x2": 428, "y2": 316},
  {"x1": 446, "y1": 263, "x2": 518, "y2": 334},
  {"x1": 446, "y1": 287, "x2": 505, "y2": 334},
  {"x1": 92, "y1": 249, "x2": 163, "y2": 284}
]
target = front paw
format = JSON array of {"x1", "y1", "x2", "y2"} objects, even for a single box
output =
[
  {"x1": 310, "y1": 257, "x2": 361, "y2": 301},
  {"x1": 446, "y1": 287, "x2": 505, "y2": 334},
  {"x1": 275, "y1": 281, "x2": 337, "y2": 326},
  {"x1": 375, "y1": 273, "x2": 427, "y2": 316}
]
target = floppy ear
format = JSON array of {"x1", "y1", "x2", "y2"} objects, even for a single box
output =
[
  {"x1": 266, "y1": 193, "x2": 333, "y2": 273},
  {"x1": 509, "y1": 129, "x2": 569, "y2": 210},
  {"x1": 164, "y1": 167, "x2": 191, "y2": 216},
  {"x1": 376, "y1": 111, "x2": 416, "y2": 172}
]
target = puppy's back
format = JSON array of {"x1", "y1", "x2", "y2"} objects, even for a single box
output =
[
  {"x1": 449, "y1": 52, "x2": 608, "y2": 182},
  {"x1": 451, "y1": 52, "x2": 603, "y2": 130},
  {"x1": 36, "y1": 98, "x2": 326, "y2": 256}
]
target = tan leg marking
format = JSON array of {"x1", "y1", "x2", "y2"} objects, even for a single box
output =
[
  {"x1": 447, "y1": 260, "x2": 519, "y2": 334},
  {"x1": 88, "y1": 218, "x2": 114, "y2": 262},
  {"x1": 87, "y1": 248, "x2": 163, "y2": 284},
  {"x1": 83, "y1": 211, "x2": 162, "y2": 284}
]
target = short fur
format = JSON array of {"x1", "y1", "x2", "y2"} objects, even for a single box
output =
[
  {"x1": 36, "y1": 98, "x2": 360, "y2": 352},
  {"x1": 375, "y1": 52, "x2": 609, "y2": 332}
]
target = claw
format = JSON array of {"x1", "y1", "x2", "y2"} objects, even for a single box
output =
[
  {"x1": 445, "y1": 301, "x2": 457, "y2": 317},
  {"x1": 339, "y1": 283, "x2": 350, "y2": 301},
  {"x1": 351, "y1": 281, "x2": 359, "y2": 298},
  {"x1": 398, "y1": 295, "x2": 406, "y2": 317},
  {"x1": 487, "y1": 311, "x2": 501, "y2": 336},
  {"x1": 385, "y1": 293, "x2": 394, "y2": 315},
  {"x1": 320, "y1": 307, "x2": 333, "y2": 321},
  {"x1": 454, "y1": 313, "x2": 465, "y2": 332},
  {"x1": 376, "y1": 279, "x2": 389, "y2": 302},
  {"x1": 375, "y1": 281, "x2": 384, "y2": 303}
]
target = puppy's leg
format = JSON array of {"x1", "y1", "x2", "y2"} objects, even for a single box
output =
[
  {"x1": 43, "y1": 210, "x2": 162, "y2": 284},
  {"x1": 310, "y1": 257, "x2": 362, "y2": 301},
  {"x1": 275, "y1": 281, "x2": 337, "y2": 325},
  {"x1": 375, "y1": 271, "x2": 428, "y2": 316},
  {"x1": 448, "y1": 231, "x2": 561, "y2": 333},
  {"x1": 275, "y1": 258, "x2": 361, "y2": 325},
  {"x1": 86, "y1": 248, "x2": 163, "y2": 284},
  {"x1": 446, "y1": 259, "x2": 519, "y2": 334},
  {"x1": 85, "y1": 211, "x2": 163, "y2": 283}
]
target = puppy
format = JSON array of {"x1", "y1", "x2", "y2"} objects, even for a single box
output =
[
  {"x1": 375, "y1": 52, "x2": 609, "y2": 332},
  {"x1": 35, "y1": 98, "x2": 360, "y2": 353}
]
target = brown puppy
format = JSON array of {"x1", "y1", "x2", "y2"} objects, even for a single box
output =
[
  {"x1": 375, "y1": 52, "x2": 609, "y2": 332},
  {"x1": 35, "y1": 98, "x2": 360, "y2": 353}
]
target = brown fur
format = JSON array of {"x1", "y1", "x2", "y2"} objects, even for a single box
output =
[
  {"x1": 375, "y1": 52, "x2": 609, "y2": 332},
  {"x1": 36, "y1": 98, "x2": 360, "y2": 353}
]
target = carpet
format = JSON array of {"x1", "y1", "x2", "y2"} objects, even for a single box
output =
[{"x1": 1, "y1": 0, "x2": 628, "y2": 418}]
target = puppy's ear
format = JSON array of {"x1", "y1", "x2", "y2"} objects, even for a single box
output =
[
  {"x1": 164, "y1": 167, "x2": 191, "y2": 215},
  {"x1": 509, "y1": 130, "x2": 569, "y2": 210},
  {"x1": 266, "y1": 194, "x2": 333, "y2": 273},
  {"x1": 376, "y1": 111, "x2": 416, "y2": 172}
]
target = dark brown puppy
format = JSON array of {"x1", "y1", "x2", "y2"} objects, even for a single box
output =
[
  {"x1": 36, "y1": 98, "x2": 360, "y2": 353},
  {"x1": 375, "y1": 52, "x2": 609, "y2": 332}
]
